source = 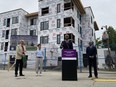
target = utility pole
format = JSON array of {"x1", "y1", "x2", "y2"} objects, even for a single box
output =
[
  {"x1": 102, "y1": 25, "x2": 111, "y2": 55},
  {"x1": 102, "y1": 25, "x2": 113, "y2": 70}
]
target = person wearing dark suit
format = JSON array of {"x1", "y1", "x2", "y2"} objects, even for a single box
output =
[
  {"x1": 60, "y1": 34, "x2": 73, "y2": 49},
  {"x1": 86, "y1": 41, "x2": 98, "y2": 78}
]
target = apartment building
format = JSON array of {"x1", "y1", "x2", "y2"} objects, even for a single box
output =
[
  {"x1": 25, "y1": 12, "x2": 38, "y2": 36},
  {"x1": 37, "y1": 0, "x2": 86, "y2": 66},
  {"x1": 0, "y1": 9, "x2": 38, "y2": 68},
  {"x1": 0, "y1": 0, "x2": 99, "y2": 68},
  {"x1": 38, "y1": 0, "x2": 85, "y2": 46},
  {"x1": 0, "y1": 9, "x2": 28, "y2": 62}
]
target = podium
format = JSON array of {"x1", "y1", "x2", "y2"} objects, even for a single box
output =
[{"x1": 62, "y1": 49, "x2": 77, "y2": 81}]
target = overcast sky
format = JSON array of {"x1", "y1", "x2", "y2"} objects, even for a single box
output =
[
  {"x1": 0, "y1": 0, "x2": 116, "y2": 38},
  {"x1": 0, "y1": 0, "x2": 38, "y2": 13},
  {"x1": 81, "y1": 0, "x2": 116, "y2": 39}
]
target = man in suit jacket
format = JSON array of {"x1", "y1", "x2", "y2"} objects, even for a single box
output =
[
  {"x1": 60, "y1": 34, "x2": 73, "y2": 49},
  {"x1": 15, "y1": 40, "x2": 26, "y2": 77},
  {"x1": 86, "y1": 41, "x2": 98, "y2": 78}
]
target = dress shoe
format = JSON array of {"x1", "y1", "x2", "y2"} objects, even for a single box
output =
[
  {"x1": 20, "y1": 74, "x2": 25, "y2": 76},
  {"x1": 88, "y1": 76, "x2": 92, "y2": 78},
  {"x1": 15, "y1": 75, "x2": 18, "y2": 77},
  {"x1": 95, "y1": 76, "x2": 98, "y2": 78}
]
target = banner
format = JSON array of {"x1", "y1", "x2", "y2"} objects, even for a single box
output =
[
  {"x1": 10, "y1": 35, "x2": 37, "y2": 51},
  {"x1": 62, "y1": 49, "x2": 77, "y2": 60}
]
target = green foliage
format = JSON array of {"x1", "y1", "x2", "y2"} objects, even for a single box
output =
[
  {"x1": 110, "y1": 43, "x2": 116, "y2": 51},
  {"x1": 96, "y1": 37, "x2": 102, "y2": 48},
  {"x1": 106, "y1": 26, "x2": 116, "y2": 52}
]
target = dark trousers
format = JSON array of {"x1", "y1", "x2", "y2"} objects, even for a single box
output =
[
  {"x1": 15, "y1": 59, "x2": 23, "y2": 75},
  {"x1": 88, "y1": 58, "x2": 98, "y2": 77}
]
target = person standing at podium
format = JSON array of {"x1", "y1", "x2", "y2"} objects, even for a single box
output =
[
  {"x1": 60, "y1": 34, "x2": 73, "y2": 49},
  {"x1": 60, "y1": 34, "x2": 77, "y2": 80}
]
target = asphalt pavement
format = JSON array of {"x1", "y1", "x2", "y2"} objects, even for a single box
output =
[{"x1": 0, "y1": 69, "x2": 116, "y2": 87}]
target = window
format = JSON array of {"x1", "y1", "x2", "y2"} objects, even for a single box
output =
[
  {"x1": 41, "y1": 22, "x2": 44, "y2": 30},
  {"x1": 4, "y1": 42, "x2": 8, "y2": 51},
  {"x1": 5, "y1": 30, "x2": 9, "y2": 39},
  {"x1": 11, "y1": 28, "x2": 17, "y2": 35},
  {"x1": 12, "y1": 16, "x2": 19, "y2": 24},
  {"x1": 41, "y1": 7, "x2": 49, "y2": 16},
  {"x1": 80, "y1": 40, "x2": 83, "y2": 49},
  {"x1": 2, "y1": 30, "x2": 5, "y2": 37},
  {"x1": 64, "y1": 17, "x2": 75, "y2": 27},
  {"x1": 40, "y1": 36, "x2": 49, "y2": 44},
  {"x1": 39, "y1": 0, "x2": 43, "y2": 1},
  {"x1": 1, "y1": 42, "x2": 4, "y2": 50},
  {"x1": 78, "y1": 24, "x2": 80, "y2": 32},
  {"x1": 57, "y1": 4, "x2": 61, "y2": 13},
  {"x1": 3, "y1": 19, "x2": 6, "y2": 26},
  {"x1": 77, "y1": 10, "x2": 80, "y2": 19},
  {"x1": 7, "y1": 18, "x2": 10, "y2": 27},
  {"x1": 92, "y1": 29, "x2": 93, "y2": 36},
  {"x1": 78, "y1": 38, "x2": 80, "y2": 46},
  {"x1": 91, "y1": 16, "x2": 93, "y2": 24},
  {"x1": 57, "y1": 34, "x2": 61, "y2": 44},
  {"x1": 40, "y1": 21, "x2": 49, "y2": 30},
  {"x1": 64, "y1": 2, "x2": 73, "y2": 10},
  {"x1": 30, "y1": 18, "x2": 37, "y2": 25},
  {"x1": 3, "y1": 18, "x2": 10, "y2": 27},
  {"x1": 80, "y1": 27, "x2": 82, "y2": 37},
  {"x1": 57, "y1": 19, "x2": 61, "y2": 28},
  {"x1": 30, "y1": 30, "x2": 36, "y2": 36}
]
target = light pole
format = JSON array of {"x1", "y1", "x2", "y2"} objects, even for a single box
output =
[{"x1": 101, "y1": 25, "x2": 113, "y2": 70}]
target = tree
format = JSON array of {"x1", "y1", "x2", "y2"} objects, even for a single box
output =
[
  {"x1": 107, "y1": 26, "x2": 116, "y2": 52},
  {"x1": 103, "y1": 26, "x2": 116, "y2": 69},
  {"x1": 96, "y1": 37, "x2": 102, "y2": 48}
]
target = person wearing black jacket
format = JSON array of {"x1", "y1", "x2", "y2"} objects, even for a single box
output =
[
  {"x1": 60, "y1": 34, "x2": 77, "y2": 80},
  {"x1": 60, "y1": 34, "x2": 73, "y2": 49},
  {"x1": 86, "y1": 41, "x2": 98, "y2": 78}
]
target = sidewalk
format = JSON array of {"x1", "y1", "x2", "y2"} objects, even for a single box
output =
[{"x1": 0, "y1": 69, "x2": 116, "y2": 87}]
